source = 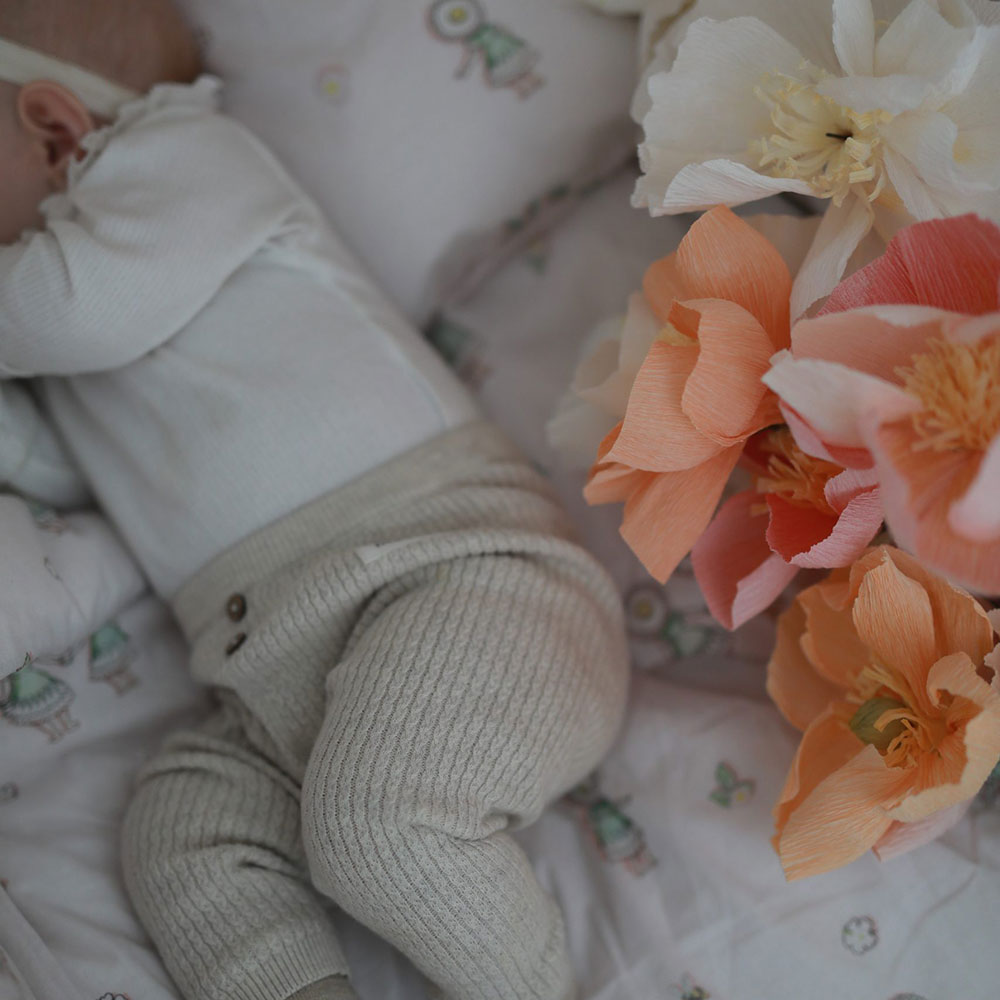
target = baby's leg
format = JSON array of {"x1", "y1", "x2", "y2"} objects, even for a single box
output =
[
  {"x1": 123, "y1": 696, "x2": 354, "y2": 1000},
  {"x1": 301, "y1": 552, "x2": 628, "y2": 1000}
]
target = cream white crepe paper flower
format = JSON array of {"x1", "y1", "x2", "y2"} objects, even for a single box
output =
[{"x1": 634, "y1": 0, "x2": 1000, "y2": 318}]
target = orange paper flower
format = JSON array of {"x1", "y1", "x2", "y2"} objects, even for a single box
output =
[
  {"x1": 768, "y1": 545, "x2": 1000, "y2": 881},
  {"x1": 584, "y1": 205, "x2": 787, "y2": 582}
]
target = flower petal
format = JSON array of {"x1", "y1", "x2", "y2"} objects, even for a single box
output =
[
  {"x1": 790, "y1": 196, "x2": 874, "y2": 320},
  {"x1": 817, "y1": 74, "x2": 933, "y2": 116},
  {"x1": 670, "y1": 207, "x2": 793, "y2": 347},
  {"x1": 607, "y1": 341, "x2": 725, "y2": 472},
  {"x1": 619, "y1": 292, "x2": 667, "y2": 375},
  {"x1": 823, "y1": 465, "x2": 881, "y2": 512},
  {"x1": 767, "y1": 606, "x2": 845, "y2": 731},
  {"x1": 637, "y1": 158, "x2": 815, "y2": 216},
  {"x1": 875, "y1": 0, "x2": 974, "y2": 82},
  {"x1": 634, "y1": 16, "x2": 815, "y2": 213},
  {"x1": 851, "y1": 552, "x2": 938, "y2": 712},
  {"x1": 871, "y1": 544, "x2": 997, "y2": 666},
  {"x1": 769, "y1": 488, "x2": 883, "y2": 568},
  {"x1": 681, "y1": 299, "x2": 776, "y2": 443},
  {"x1": 616, "y1": 446, "x2": 743, "y2": 582},
  {"x1": 819, "y1": 214, "x2": 1000, "y2": 316},
  {"x1": 872, "y1": 799, "x2": 972, "y2": 863},
  {"x1": 775, "y1": 714, "x2": 904, "y2": 881},
  {"x1": 831, "y1": 0, "x2": 875, "y2": 76},
  {"x1": 790, "y1": 307, "x2": 943, "y2": 382},
  {"x1": 948, "y1": 433, "x2": 1000, "y2": 542},
  {"x1": 866, "y1": 419, "x2": 1000, "y2": 592},
  {"x1": 882, "y1": 146, "x2": 949, "y2": 221},
  {"x1": 692, "y1": 490, "x2": 799, "y2": 630},
  {"x1": 797, "y1": 573, "x2": 872, "y2": 689},
  {"x1": 887, "y1": 651, "x2": 1000, "y2": 823},
  {"x1": 763, "y1": 355, "x2": 918, "y2": 451},
  {"x1": 779, "y1": 401, "x2": 873, "y2": 466}
]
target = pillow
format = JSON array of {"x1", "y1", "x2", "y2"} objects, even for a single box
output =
[{"x1": 176, "y1": 0, "x2": 638, "y2": 322}]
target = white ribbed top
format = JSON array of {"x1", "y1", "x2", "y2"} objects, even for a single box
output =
[{"x1": 0, "y1": 77, "x2": 478, "y2": 595}]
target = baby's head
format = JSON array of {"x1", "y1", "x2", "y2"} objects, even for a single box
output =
[{"x1": 0, "y1": 0, "x2": 202, "y2": 242}]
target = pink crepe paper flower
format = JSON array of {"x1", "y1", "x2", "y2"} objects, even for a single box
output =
[
  {"x1": 691, "y1": 427, "x2": 882, "y2": 629},
  {"x1": 764, "y1": 215, "x2": 1000, "y2": 593}
]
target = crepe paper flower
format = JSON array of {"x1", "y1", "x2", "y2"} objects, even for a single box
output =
[
  {"x1": 764, "y1": 296, "x2": 1000, "y2": 593},
  {"x1": 547, "y1": 298, "x2": 661, "y2": 468},
  {"x1": 767, "y1": 545, "x2": 1000, "y2": 880},
  {"x1": 819, "y1": 213, "x2": 1000, "y2": 315},
  {"x1": 548, "y1": 211, "x2": 820, "y2": 469},
  {"x1": 583, "y1": 206, "x2": 789, "y2": 582},
  {"x1": 633, "y1": 0, "x2": 1000, "y2": 319},
  {"x1": 691, "y1": 426, "x2": 883, "y2": 629}
]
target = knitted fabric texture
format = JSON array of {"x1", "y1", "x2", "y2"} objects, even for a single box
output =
[{"x1": 123, "y1": 422, "x2": 629, "y2": 1000}]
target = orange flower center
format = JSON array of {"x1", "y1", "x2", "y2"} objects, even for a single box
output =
[
  {"x1": 898, "y1": 336, "x2": 1000, "y2": 453},
  {"x1": 755, "y1": 427, "x2": 842, "y2": 514},
  {"x1": 849, "y1": 660, "x2": 947, "y2": 769}
]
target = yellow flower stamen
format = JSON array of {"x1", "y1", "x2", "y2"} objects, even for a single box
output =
[
  {"x1": 750, "y1": 68, "x2": 892, "y2": 207},
  {"x1": 897, "y1": 336, "x2": 1000, "y2": 453},
  {"x1": 849, "y1": 661, "x2": 948, "y2": 769},
  {"x1": 755, "y1": 426, "x2": 842, "y2": 514}
]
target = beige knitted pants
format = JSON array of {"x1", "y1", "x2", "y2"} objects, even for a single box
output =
[{"x1": 122, "y1": 423, "x2": 629, "y2": 1000}]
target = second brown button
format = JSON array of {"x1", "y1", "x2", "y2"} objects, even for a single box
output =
[{"x1": 226, "y1": 593, "x2": 247, "y2": 622}]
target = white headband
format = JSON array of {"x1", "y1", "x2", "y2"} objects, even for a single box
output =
[{"x1": 0, "y1": 37, "x2": 140, "y2": 117}]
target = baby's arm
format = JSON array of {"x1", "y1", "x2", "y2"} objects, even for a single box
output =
[{"x1": 0, "y1": 104, "x2": 301, "y2": 377}]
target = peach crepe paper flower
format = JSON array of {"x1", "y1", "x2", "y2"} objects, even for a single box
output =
[
  {"x1": 768, "y1": 545, "x2": 1000, "y2": 881},
  {"x1": 691, "y1": 427, "x2": 883, "y2": 629},
  {"x1": 583, "y1": 206, "x2": 788, "y2": 583},
  {"x1": 764, "y1": 215, "x2": 1000, "y2": 593}
]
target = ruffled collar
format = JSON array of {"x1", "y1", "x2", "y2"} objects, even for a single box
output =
[{"x1": 41, "y1": 75, "x2": 222, "y2": 220}]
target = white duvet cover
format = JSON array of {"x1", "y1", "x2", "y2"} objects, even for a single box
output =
[{"x1": 4, "y1": 168, "x2": 1000, "y2": 1000}]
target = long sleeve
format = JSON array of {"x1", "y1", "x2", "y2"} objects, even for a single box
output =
[{"x1": 0, "y1": 84, "x2": 303, "y2": 376}]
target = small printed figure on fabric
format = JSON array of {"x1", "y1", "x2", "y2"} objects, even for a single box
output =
[
  {"x1": 427, "y1": 1, "x2": 544, "y2": 99},
  {"x1": 708, "y1": 762, "x2": 755, "y2": 808},
  {"x1": 0, "y1": 661, "x2": 79, "y2": 743},
  {"x1": 522, "y1": 236, "x2": 551, "y2": 274},
  {"x1": 564, "y1": 773, "x2": 657, "y2": 876},
  {"x1": 625, "y1": 582, "x2": 722, "y2": 659},
  {"x1": 316, "y1": 64, "x2": 350, "y2": 105},
  {"x1": 96, "y1": 993, "x2": 132, "y2": 1000},
  {"x1": 842, "y1": 916, "x2": 879, "y2": 955},
  {"x1": 88, "y1": 621, "x2": 138, "y2": 695},
  {"x1": 888, "y1": 995, "x2": 929, "y2": 1000},
  {"x1": 425, "y1": 315, "x2": 492, "y2": 389},
  {"x1": 25, "y1": 499, "x2": 69, "y2": 534},
  {"x1": 671, "y1": 973, "x2": 711, "y2": 1000},
  {"x1": 0, "y1": 782, "x2": 17, "y2": 803},
  {"x1": 35, "y1": 644, "x2": 80, "y2": 669}
]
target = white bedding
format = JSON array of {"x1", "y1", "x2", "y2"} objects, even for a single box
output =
[
  {"x1": 4, "y1": 166, "x2": 1000, "y2": 1000},
  {"x1": 2, "y1": 3, "x2": 1000, "y2": 994}
]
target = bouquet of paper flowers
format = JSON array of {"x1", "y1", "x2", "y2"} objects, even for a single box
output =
[{"x1": 555, "y1": 0, "x2": 1000, "y2": 880}]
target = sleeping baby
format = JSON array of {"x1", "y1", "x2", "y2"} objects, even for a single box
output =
[{"x1": 0, "y1": 2, "x2": 629, "y2": 999}]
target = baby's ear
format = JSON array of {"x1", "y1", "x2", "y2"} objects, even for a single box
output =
[{"x1": 16, "y1": 82, "x2": 94, "y2": 187}]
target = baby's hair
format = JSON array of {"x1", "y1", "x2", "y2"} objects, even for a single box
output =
[{"x1": 0, "y1": 0, "x2": 203, "y2": 96}]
